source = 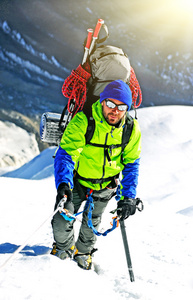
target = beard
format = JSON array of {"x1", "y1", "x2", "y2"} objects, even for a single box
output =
[{"x1": 102, "y1": 108, "x2": 124, "y2": 126}]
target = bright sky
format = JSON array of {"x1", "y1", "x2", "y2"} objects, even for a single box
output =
[
  {"x1": 168, "y1": 0, "x2": 193, "y2": 27},
  {"x1": 126, "y1": 0, "x2": 193, "y2": 49},
  {"x1": 174, "y1": 0, "x2": 193, "y2": 15}
]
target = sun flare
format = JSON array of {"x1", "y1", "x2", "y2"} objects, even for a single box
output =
[
  {"x1": 170, "y1": 0, "x2": 193, "y2": 20},
  {"x1": 175, "y1": 0, "x2": 193, "y2": 12},
  {"x1": 128, "y1": 0, "x2": 193, "y2": 49}
]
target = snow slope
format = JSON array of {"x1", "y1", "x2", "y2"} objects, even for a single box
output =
[
  {"x1": 0, "y1": 120, "x2": 39, "y2": 170},
  {"x1": 0, "y1": 106, "x2": 193, "y2": 300}
]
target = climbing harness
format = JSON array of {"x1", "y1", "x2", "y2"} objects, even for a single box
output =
[{"x1": 59, "y1": 189, "x2": 120, "y2": 236}]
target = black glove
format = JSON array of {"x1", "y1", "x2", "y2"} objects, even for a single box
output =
[
  {"x1": 117, "y1": 198, "x2": 137, "y2": 220},
  {"x1": 57, "y1": 182, "x2": 73, "y2": 202},
  {"x1": 55, "y1": 183, "x2": 73, "y2": 211}
]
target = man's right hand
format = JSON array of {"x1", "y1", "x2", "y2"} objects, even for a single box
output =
[
  {"x1": 57, "y1": 182, "x2": 73, "y2": 203},
  {"x1": 55, "y1": 182, "x2": 74, "y2": 214}
]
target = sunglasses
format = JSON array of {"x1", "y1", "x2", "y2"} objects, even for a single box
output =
[{"x1": 105, "y1": 99, "x2": 128, "y2": 111}]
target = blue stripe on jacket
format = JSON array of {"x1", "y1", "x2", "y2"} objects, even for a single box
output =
[
  {"x1": 54, "y1": 146, "x2": 75, "y2": 190},
  {"x1": 121, "y1": 158, "x2": 140, "y2": 199}
]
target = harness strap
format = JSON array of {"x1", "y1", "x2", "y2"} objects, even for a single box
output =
[
  {"x1": 88, "y1": 142, "x2": 122, "y2": 149},
  {"x1": 76, "y1": 173, "x2": 119, "y2": 184},
  {"x1": 60, "y1": 189, "x2": 119, "y2": 236},
  {"x1": 86, "y1": 189, "x2": 119, "y2": 236},
  {"x1": 60, "y1": 193, "x2": 91, "y2": 222}
]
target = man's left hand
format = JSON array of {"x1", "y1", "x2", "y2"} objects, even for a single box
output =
[{"x1": 117, "y1": 198, "x2": 137, "y2": 220}]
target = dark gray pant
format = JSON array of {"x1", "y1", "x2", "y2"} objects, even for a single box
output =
[{"x1": 52, "y1": 179, "x2": 117, "y2": 253}]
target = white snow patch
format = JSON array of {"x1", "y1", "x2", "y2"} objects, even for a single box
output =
[
  {"x1": 0, "y1": 106, "x2": 193, "y2": 300},
  {"x1": 0, "y1": 121, "x2": 39, "y2": 169}
]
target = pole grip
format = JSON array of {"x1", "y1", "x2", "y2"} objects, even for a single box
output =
[
  {"x1": 85, "y1": 28, "x2": 93, "y2": 49},
  {"x1": 82, "y1": 28, "x2": 93, "y2": 65},
  {"x1": 89, "y1": 18, "x2": 104, "y2": 54},
  {"x1": 93, "y1": 18, "x2": 104, "y2": 38}
]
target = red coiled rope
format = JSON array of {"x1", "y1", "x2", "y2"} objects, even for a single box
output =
[
  {"x1": 129, "y1": 67, "x2": 142, "y2": 108},
  {"x1": 62, "y1": 64, "x2": 91, "y2": 115},
  {"x1": 62, "y1": 64, "x2": 142, "y2": 118}
]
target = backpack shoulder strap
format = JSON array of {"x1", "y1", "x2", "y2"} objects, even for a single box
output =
[
  {"x1": 85, "y1": 114, "x2": 95, "y2": 144},
  {"x1": 84, "y1": 107, "x2": 134, "y2": 149},
  {"x1": 121, "y1": 114, "x2": 134, "y2": 162},
  {"x1": 83, "y1": 102, "x2": 96, "y2": 144}
]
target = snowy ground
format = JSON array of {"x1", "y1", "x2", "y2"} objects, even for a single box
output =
[
  {"x1": 0, "y1": 105, "x2": 193, "y2": 300},
  {"x1": 0, "y1": 120, "x2": 39, "y2": 170}
]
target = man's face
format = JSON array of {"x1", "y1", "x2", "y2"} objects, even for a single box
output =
[{"x1": 101, "y1": 98, "x2": 127, "y2": 126}]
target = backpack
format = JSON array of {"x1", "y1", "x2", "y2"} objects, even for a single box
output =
[
  {"x1": 88, "y1": 45, "x2": 131, "y2": 96},
  {"x1": 40, "y1": 20, "x2": 141, "y2": 150},
  {"x1": 82, "y1": 44, "x2": 131, "y2": 116}
]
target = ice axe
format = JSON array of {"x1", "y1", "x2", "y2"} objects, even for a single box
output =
[
  {"x1": 120, "y1": 219, "x2": 135, "y2": 282},
  {"x1": 119, "y1": 198, "x2": 144, "y2": 282}
]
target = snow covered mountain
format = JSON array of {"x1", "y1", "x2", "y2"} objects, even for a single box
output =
[
  {"x1": 0, "y1": 120, "x2": 39, "y2": 170},
  {"x1": 0, "y1": 105, "x2": 193, "y2": 300},
  {"x1": 0, "y1": 0, "x2": 193, "y2": 130},
  {"x1": 1, "y1": 1, "x2": 193, "y2": 296}
]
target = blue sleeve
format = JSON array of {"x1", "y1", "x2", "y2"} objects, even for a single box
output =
[
  {"x1": 54, "y1": 146, "x2": 75, "y2": 190},
  {"x1": 120, "y1": 158, "x2": 140, "y2": 199}
]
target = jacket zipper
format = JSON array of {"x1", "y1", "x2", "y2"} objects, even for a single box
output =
[
  {"x1": 102, "y1": 132, "x2": 108, "y2": 180},
  {"x1": 101, "y1": 126, "x2": 115, "y2": 180}
]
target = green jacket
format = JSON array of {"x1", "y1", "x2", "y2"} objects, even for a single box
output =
[{"x1": 54, "y1": 100, "x2": 141, "y2": 196}]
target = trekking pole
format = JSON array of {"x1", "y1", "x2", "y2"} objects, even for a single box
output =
[
  {"x1": 82, "y1": 28, "x2": 93, "y2": 65},
  {"x1": 120, "y1": 219, "x2": 135, "y2": 282},
  {"x1": 61, "y1": 27, "x2": 94, "y2": 128},
  {"x1": 89, "y1": 18, "x2": 104, "y2": 54}
]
